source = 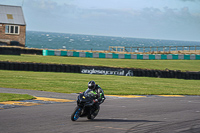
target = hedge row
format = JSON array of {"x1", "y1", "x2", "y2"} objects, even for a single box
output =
[
  {"x1": 20, "y1": 48, "x2": 42, "y2": 55},
  {"x1": 0, "y1": 47, "x2": 43, "y2": 55},
  {"x1": 130, "y1": 69, "x2": 199, "y2": 79},
  {"x1": 0, "y1": 47, "x2": 21, "y2": 55},
  {"x1": 0, "y1": 61, "x2": 80, "y2": 73},
  {"x1": 0, "y1": 61, "x2": 199, "y2": 80},
  {"x1": 81, "y1": 66, "x2": 200, "y2": 80}
]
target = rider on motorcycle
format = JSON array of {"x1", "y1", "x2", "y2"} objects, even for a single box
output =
[{"x1": 86, "y1": 80, "x2": 105, "y2": 112}]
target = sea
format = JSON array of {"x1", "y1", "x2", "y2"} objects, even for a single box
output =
[{"x1": 26, "y1": 31, "x2": 200, "y2": 52}]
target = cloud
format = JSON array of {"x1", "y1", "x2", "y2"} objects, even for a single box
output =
[
  {"x1": 23, "y1": 0, "x2": 200, "y2": 24},
  {"x1": 84, "y1": 6, "x2": 199, "y2": 24},
  {"x1": 180, "y1": 0, "x2": 200, "y2": 2},
  {"x1": 22, "y1": 0, "x2": 200, "y2": 41}
]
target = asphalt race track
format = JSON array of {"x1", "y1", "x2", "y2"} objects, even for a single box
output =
[{"x1": 0, "y1": 88, "x2": 200, "y2": 133}]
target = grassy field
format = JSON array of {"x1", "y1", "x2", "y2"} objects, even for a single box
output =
[
  {"x1": 0, "y1": 93, "x2": 35, "y2": 102},
  {"x1": 0, "y1": 54, "x2": 199, "y2": 100},
  {"x1": 0, "y1": 70, "x2": 200, "y2": 95},
  {"x1": 0, "y1": 54, "x2": 200, "y2": 71}
]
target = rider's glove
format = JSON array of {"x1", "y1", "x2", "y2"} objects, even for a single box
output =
[{"x1": 93, "y1": 99, "x2": 98, "y2": 103}]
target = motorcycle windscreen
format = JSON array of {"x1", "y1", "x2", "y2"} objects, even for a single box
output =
[{"x1": 84, "y1": 89, "x2": 97, "y2": 98}]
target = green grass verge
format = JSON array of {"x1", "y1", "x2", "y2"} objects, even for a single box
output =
[
  {"x1": 0, "y1": 70, "x2": 199, "y2": 95},
  {"x1": 0, "y1": 54, "x2": 199, "y2": 71},
  {"x1": 0, "y1": 93, "x2": 35, "y2": 102}
]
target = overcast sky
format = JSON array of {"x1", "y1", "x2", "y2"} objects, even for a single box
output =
[{"x1": 1, "y1": 0, "x2": 200, "y2": 41}]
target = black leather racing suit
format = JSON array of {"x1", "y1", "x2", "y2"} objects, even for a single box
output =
[
  {"x1": 93, "y1": 84, "x2": 105, "y2": 112},
  {"x1": 85, "y1": 84, "x2": 105, "y2": 112}
]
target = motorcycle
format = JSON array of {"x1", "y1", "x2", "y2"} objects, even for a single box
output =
[{"x1": 71, "y1": 89, "x2": 100, "y2": 121}]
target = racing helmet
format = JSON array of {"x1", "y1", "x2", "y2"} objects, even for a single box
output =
[{"x1": 88, "y1": 80, "x2": 96, "y2": 90}]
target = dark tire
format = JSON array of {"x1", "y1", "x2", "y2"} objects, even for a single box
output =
[
  {"x1": 71, "y1": 106, "x2": 82, "y2": 121},
  {"x1": 87, "y1": 106, "x2": 100, "y2": 120}
]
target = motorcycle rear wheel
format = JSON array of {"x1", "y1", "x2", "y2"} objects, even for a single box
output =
[
  {"x1": 87, "y1": 106, "x2": 100, "y2": 120},
  {"x1": 71, "y1": 106, "x2": 82, "y2": 121}
]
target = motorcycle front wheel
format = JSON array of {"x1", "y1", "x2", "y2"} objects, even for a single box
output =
[{"x1": 71, "y1": 106, "x2": 82, "y2": 121}]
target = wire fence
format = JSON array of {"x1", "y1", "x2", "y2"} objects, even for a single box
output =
[{"x1": 109, "y1": 46, "x2": 200, "y2": 53}]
